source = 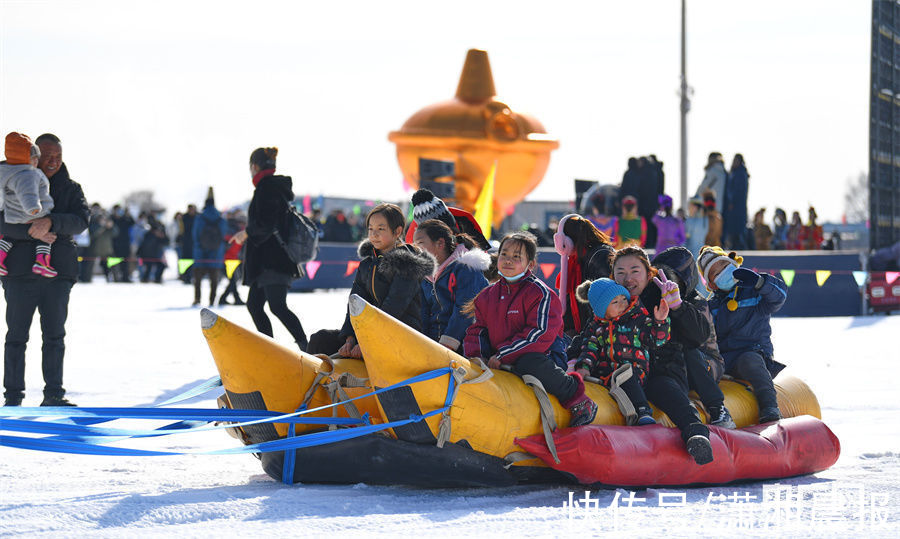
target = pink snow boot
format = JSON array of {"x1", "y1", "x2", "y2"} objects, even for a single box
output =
[{"x1": 32, "y1": 253, "x2": 58, "y2": 278}]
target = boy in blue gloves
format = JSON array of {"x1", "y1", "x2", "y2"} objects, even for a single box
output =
[{"x1": 697, "y1": 246, "x2": 787, "y2": 424}]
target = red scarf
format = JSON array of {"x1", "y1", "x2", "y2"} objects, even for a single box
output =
[
  {"x1": 554, "y1": 253, "x2": 583, "y2": 332},
  {"x1": 252, "y1": 168, "x2": 275, "y2": 187}
]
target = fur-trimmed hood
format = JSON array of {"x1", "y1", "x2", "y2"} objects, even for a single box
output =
[
  {"x1": 455, "y1": 248, "x2": 492, "y2": 272},
  {"x1": 357, "y1": 240, "x2": 436, "y2": 280}
]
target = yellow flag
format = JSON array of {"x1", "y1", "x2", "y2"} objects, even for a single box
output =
[
  {"x1": 815, "y1": 270, "x2": 831, "y2": 287},
  {"x1": 474, "y1": 162, "x2": 496, "y2": 240},
  {"x1": 225, "y1": 259, "x2": 241, "y2": 279}
]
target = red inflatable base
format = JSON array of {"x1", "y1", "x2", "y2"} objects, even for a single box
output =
[{"x1": 515, "y1": 415, "x2": 840, "y2": 487}]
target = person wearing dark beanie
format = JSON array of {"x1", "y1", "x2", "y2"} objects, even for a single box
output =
[{"x1": 407, "y1": 188, "x2": 490, "y2": 251}]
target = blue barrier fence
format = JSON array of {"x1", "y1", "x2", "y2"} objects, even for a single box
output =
[{"x1": 290, "y1": 244, "x2": 865, "y2": 317}]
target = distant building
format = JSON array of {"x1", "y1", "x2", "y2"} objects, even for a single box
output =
[{"x1": 870, "y1": 1, "x2": 900, "y2": 249}]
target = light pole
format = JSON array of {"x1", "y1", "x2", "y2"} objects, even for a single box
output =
[{"x1": 679, "y1": 0, "x2": 691, "y2": 211}]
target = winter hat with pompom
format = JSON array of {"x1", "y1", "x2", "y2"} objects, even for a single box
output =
[
  {"x1": 411, "y1": 188, "x2": 458, "y2": 232},
  {"x1": 697, "y1": 245, "x2": 743, "y2": 286}
]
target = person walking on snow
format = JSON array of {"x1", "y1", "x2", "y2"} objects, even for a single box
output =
[{"x1": 192, "y1": 187, "x2": 228, "y2": 307}]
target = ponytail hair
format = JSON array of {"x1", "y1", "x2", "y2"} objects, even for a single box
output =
[
  {"x1": 250, "y1": 147, "x2": 278, "y2": 170},
  {"x1": 417, "y1": 219, "x2": 476, "y2": 257},
  {"x1": 561, "y1": 215, "x2": 612, "y2": 256}
]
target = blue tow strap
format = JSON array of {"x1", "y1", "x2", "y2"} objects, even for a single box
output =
[{"x1": 0, "y1": 365, "x2": 459, "y2": 487}]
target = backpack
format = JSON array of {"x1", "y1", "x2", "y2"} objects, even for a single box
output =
[
  {"x1": 274, "y1": 200, "x2": 319, "y2": 268},
  {"x1": 198, "y1": 219, "x2": 223, "y2": 251}
]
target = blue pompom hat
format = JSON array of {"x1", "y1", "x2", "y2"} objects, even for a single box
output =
[{"x1": 587, "y1": 278, "x2": 631, "y2": 318}]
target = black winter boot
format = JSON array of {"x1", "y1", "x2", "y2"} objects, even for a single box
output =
[{"x1": 682, "y1": 422, "x2": 714, "y2": 465}]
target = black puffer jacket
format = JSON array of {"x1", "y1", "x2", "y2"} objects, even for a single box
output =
[
  {"x1": 640, "y1": 246, "x2": 712, "y2": 385},
  {"x1": 340, "y1": 240, "x2": 435, "y2": 339},
  {"x1": 0, "y1": 163, "x2": 89, "y2": 282},
  {"x1": 242, "y1": 173, "x2": 299, "y2": 285}
]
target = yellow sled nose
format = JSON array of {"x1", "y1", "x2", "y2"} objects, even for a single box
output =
[
  {"x1": 200, "y1": 309, "x2": 380, "y2": 439},
  {"x1": 349, "y1": 295, "x2": 621, "y2": 460}
]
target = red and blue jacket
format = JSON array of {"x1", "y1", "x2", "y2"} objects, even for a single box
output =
[{"x1": 463, "y1": 272, "x2": 566, "y2": 365}]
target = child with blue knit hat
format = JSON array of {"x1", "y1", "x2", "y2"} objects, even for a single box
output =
[{"x1": 570, "y1": 278, "x2": 671, "y2": 425}]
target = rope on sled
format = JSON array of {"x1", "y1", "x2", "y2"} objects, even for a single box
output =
[
  {"x1": 521, "y1": 375, "x2": 559, "y2": 464},
  {"x1": 436, "y1": 357, "x2": 493, "y2": 448}
]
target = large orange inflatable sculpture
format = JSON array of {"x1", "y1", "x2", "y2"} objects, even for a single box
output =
[{"x1": 388, "y1": 49, "x2": 559, "y2": 227}]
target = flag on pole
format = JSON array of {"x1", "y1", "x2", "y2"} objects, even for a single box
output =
[{"x1": 474, "y1": 162, "x2": 496, "y2": 240}]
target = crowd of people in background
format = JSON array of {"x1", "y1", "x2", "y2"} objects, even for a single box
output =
[
  {"x1": 579, "y1": 152, "x2": 833, "y2": 257},
  {"x1": 70, "y1": 196, "x2": 249, "y2": 306},
  {"x1": 66, "y1": 150, "x2": 837, "y2": 297}
]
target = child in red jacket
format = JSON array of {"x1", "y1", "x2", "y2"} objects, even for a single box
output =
[
  {"x1": 463, "y1": 231, "x2": 598, "y2": 427},
  {"x1": 572, "y1": 278, "x2": 670, "y2": 425}
]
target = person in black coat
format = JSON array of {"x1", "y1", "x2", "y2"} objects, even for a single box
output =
[
  {"x1": 179, "y1": 204, "x2": 198, "y2": 283},
  {"x1": 136, "y1": 215, "x2": 168, "y2": 283},
  {"x1": 232, "y1": 147, "x2": 308, "y2": 351},
  {"x1": 723, "y1": 154, "x2": 749, "y2": 250},
  {"x1": 652, "y1": 246, "x2": 734, "y2": 429},
  {"x1": 111, "y1": 204, "x2": 135, "y2": 282},
  {"x1": 335, "y1": 203, "x2": 435, "y2": 359},
  {"x1": 1, "y1": 133, "x2": 89, "y2": 406},
  {"x1": 611, "y1": 246, "x2": 714, "y2": 465},
  {"x1": 552, "y1": 214, "x2": 615, "y2": 345}
]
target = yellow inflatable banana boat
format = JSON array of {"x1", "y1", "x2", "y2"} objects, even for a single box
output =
[{"x1": 200, "y1": 297, "x2": 822, "y2": 485}]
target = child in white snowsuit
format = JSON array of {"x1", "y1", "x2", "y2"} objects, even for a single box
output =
[{"x1": 0, "y1": 132, "x2": 56, "y2": 277}]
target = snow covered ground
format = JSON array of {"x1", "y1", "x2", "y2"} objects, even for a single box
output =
[{"x1": 1, "y1": 278, "x2": 899, "y2": 537}]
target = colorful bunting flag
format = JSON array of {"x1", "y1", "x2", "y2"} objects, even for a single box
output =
[
  {"x1": 77, "y1": 256, "x2": 83, "y2": 262},
  {"x1": 305, "y1": 260, "x2": 321, "y2": 280},
  {"x1": 474, "y1": 162, "x2": 496, "y2": 240},
  {"x1": 225, "y1": 259, "x2": 241, "y2": 279},
  {"x1": 887, "y1": 271, "x2": 900, "y2": 284},
  {"x1": 852, "y1": 271, "x2": 868, "y2": 288},
  {"x1": 345, "y1": 260, "x2": 360, "y2": 277},
  {"x1": 780, "y1": 269, "x2": 795, "y2": 287},
  {"x1": 106, "y1": 257, "x2": 123, "y2": 268},
  {"x1": 815, "y1": 270, "x2": 831, "y2": 287},
  {"x1": 177, "y1": 259, "x2": 194, "y2": 275},
  {"x1": 539, "y1": 263, "x2": 556, "y2": 279}
]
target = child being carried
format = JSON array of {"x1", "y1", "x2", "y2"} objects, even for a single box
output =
[
  {"x1": 0, "y1": 132, "x2": 57, "y2": 278},
  {"x1": 571, "y1": 278, "x2": 671, "y2": 425}
]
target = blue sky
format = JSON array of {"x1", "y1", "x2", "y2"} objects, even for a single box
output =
[{"x1": 0, "y1": 0, "x2": 870, "y2": 222}]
